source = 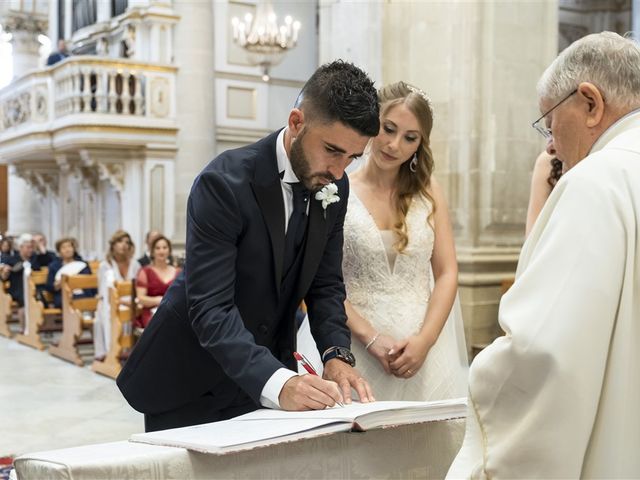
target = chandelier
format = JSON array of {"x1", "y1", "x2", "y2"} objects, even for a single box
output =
[{"x1": 231, "y1": 0, "x2": 301, "y2": 81}]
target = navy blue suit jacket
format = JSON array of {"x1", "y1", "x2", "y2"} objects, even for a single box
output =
[{"x1": 117, "y1": 131, "x2": 351, "y2": 415}]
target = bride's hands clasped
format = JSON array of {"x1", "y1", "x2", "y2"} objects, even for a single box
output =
[{"x1": 388, "y1": 333, "x2": 435, "y2": 379}]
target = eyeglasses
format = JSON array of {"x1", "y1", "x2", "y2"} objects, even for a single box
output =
[{"x1": 531, "y1": 89, "x2": 577, "y2": 139}]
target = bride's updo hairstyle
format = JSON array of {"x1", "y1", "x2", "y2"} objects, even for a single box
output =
[{"x1": 378, "y1": 81, "x2": 436, "y2": 253}]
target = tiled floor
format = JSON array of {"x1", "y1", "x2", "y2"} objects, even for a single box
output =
[{"x1": 0, "y1": 335, "x2": 143, "y2": 457}]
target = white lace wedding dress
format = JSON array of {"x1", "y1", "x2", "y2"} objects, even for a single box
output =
[{"x1": 343, "y1": 191, "x2": 469, "y2": 401}]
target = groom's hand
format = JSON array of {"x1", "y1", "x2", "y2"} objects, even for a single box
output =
[
  {"x1": 323, "y1": 359, "x2": 375, "y2": 404},
  {"x1": 279, "y1": 375, "x2": 344, "y2": 411}
]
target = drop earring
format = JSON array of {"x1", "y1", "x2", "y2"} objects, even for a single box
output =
[{"x1": 409, "y1": 153, "x2": 418, "y2": 173}]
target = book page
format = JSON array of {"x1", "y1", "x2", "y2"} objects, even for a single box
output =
[
  {"x1": 236, "y1": 398, "x2": 466, "y2": 423},
  {"x1": 131, "y1": 417, "x2": 348, "y2": 453}
]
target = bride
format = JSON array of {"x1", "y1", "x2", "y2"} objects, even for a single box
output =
[{"x1": 343, "y1": 81, "x2": 468, "y2": 401}]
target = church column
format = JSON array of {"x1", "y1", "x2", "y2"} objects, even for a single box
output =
[
  {"x1": 96, "y1": 1, "x2": 111, "y2": 23},
  {"x1": 120, "y1": 158, "x2": 145, "y2": 252},
  {"x1": 318, "y1": 0, "x2": 383, "y2": 83},
  {"x1": 170, "y1": 0, "x2": 216, "y2": 250},
  {"x1": 2, "y1": 12, "x2": 48, "y2": 236},
  {"x1": 7, "y1": 29, "x2": 41, "y2": 78},
  {"x1": 48, "y1": 0, "x2": 58, "y2": 42},
  {"x1": 7, "y1": 165, "x2": 44, "y2": 236}
]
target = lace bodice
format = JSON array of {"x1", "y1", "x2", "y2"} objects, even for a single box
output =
[
  {"x1": 343, "y1": 191, "x2": 434, "y2": 335},
  {"x1": 342, "y1": 189, "x2": 468, "y2": 401}
]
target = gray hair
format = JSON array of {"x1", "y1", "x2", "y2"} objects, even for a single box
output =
[
  {"x1": 537, "y1": 31, "x2": 640, "y2": 110},
  {"x1": 17, "y1": 233, "x2": 33, "y2": 247}
]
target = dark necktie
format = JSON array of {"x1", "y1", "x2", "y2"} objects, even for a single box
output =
[{"x1": 283, "y1": 182, "x2": 309, "y2": 275}]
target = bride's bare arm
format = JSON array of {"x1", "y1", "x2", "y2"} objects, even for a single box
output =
[
  {"x1": 345, "y1": 299, "x2": 395, "y2": 373},
  {"x1": 389, "y1": 176, "x2": 458, "y2": 377},
  {"x1": 344, "y1": 299, "x2": 376, "y2": 345}
]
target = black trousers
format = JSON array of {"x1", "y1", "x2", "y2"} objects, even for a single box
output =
[{"x1": 144, "y1": 391, "x2": 258, "y2": 432}]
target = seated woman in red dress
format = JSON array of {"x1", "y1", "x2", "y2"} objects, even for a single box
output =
[{"x1": 135, "y1": 235, "x2": 179, "y2": 328}]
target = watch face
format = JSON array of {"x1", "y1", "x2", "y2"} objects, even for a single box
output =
[{"x1": 336, "y1": 347, "x2": 356, "y2": 367}]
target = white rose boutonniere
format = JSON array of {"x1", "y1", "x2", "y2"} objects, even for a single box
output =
[{"x1": 315, "y1": 183, "x2": 340, "y2": 218}]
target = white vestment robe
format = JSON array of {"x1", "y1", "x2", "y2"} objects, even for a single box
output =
[{"x1": 448, "y1": 110, "x2": 640, "y2": 479}]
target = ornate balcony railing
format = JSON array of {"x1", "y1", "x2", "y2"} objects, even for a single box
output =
[{"x1": 0, "y1": 56, "x2": 177, "y2": 145}]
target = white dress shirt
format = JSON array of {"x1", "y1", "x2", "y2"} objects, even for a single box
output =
[{"x1": 259, "y1": 128, "x2": 306, "y2": 409}]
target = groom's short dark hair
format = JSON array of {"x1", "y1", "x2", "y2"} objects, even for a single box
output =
[{"x1": 295, "y1": 60, "x2": 380, "y2": 137}]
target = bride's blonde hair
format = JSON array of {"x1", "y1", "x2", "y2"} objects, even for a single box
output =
[{"x1": 377, "y1": 81, "x2": 436, "y2": 253}]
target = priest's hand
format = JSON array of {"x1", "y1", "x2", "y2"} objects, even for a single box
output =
[
  {"x1": 279, "y1": 374, "x2": 343, "y2": 411},
  {"x1": 323, "y1": 359, "x2": 375, "y2": 404}
]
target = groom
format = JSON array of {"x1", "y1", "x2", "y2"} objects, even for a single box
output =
[{"x1": 117, "y1": 60, "x2": 380, "y2": 432}]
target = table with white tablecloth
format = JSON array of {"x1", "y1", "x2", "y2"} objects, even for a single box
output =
[{"x1": 13, "y1": 418, "x2": 464, "y2": 479}]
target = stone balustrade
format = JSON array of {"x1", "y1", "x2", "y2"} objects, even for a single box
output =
[{"x1": 0, "y1": 55, "x2": 177, "y2": 139}]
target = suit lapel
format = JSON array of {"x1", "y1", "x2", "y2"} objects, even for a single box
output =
[
  {"x1": 296, "y1": 195, "x2": 329, "y2": 298},
  {"x1": 252, "y1": 179, "x2": 285, "y2": 298},
  {"x1": 249, "y1": 129, "x2": 286, "y2": 298}
]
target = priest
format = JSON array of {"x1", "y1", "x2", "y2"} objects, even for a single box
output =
[{"x1": 448, "y1": 31, "x2": 640, "y2": 478}]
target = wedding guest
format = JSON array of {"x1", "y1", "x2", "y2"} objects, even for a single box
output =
[
  {"x1": 94, "y1": 230, "x2": 139, "y2": 360},
  {"x1": 32, "y1": 233, "x2": 57, "y2": 267},
  {"x1": 46, "y1": 39, "x2": 69, "y2": 66},
  {"x1": 137, "y1": 230, "x2": 160, "y2": 267},
  {"x1": 135, "y1": 235, "x2": 179, "y2": 328},
  {"x1": 448, "y1": 31, "x2": 640, "y2": 478},
  {"x1": 0, "y1": 234, "x2": 40, "y2": 307},
  {"x1": 525, "y1": 149, "x2": 563, "y2": 236},
  {"x1": 0, "y1": 237, "x2": 15, "y2": 264},
  {"x1": 45, "y1": 237, "x2": 95, "y2": 308},
  {"x1": 343, "y1": 81, "x2": 468, "y2": 400},
  {"x1": 118, "y1": 60, "x2": 379, "y2": 432}
]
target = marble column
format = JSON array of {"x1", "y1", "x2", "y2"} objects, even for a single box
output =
[
  {"x1": 9, "y1": 29, "x2": 40, "y2": 78},
  {"x1": 319, "y1": 1, "x2": 559, "y2": 355},
  {"x1": 3, "y1": 13, "x2": 48, "y2": 236},
  {"x1": 318, "y1": 0, "x2": 383, "y2": 83},
  {"x1": 7, "y1": 166, "x2": 43, "y2": 235},
  {"x1": 171, "y1": 0, "x2": 216, "y2": 250},
  {"x1": 121, "y1": 158, "x2": 145, "y2": 252}
]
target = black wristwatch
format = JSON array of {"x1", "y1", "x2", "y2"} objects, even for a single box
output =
[{"x1": 322, "y1": 346, "x2": 356, "y2": 367}]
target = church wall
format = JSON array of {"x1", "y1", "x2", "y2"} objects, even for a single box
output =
[{"x1": 319, "y1": 0, "x2": 558, "y2": 355}]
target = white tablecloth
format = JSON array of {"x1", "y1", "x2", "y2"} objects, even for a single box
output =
[{"x1": 14, "y1": 418, "x2": 464, "y2": 479}]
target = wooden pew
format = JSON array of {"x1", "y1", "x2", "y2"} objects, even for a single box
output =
[
  {"x1": 89, "y1": 260, "x2": 100, "y2": 274},
  {"x1": 0, "y1": 281, "x2": 13, "y2": 337},
  {"x1": 91, "y1": 280, "x2": 135, "y2": 379},
  {"x1": 49, "y1": 274, "x2": 98, "y2": 366},
  {"x1": 15, "y1": 268, "x2": 62, "y2": 350}
]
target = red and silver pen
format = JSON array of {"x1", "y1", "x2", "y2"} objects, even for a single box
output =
[
  {"x1": 293, "y1": 351, "x2": 344, "y2": 407},
  {"x1": 293, "y1": 351, "x2": 318, "y2": 375}
]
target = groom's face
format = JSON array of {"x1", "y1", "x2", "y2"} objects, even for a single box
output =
[{"x1": 290, "y1": 119, "x2": 369, "y2": 192}]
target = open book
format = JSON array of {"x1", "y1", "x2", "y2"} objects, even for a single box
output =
[{"x1": 130, "y1": 397, "x2": 467, "y2": 455}]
